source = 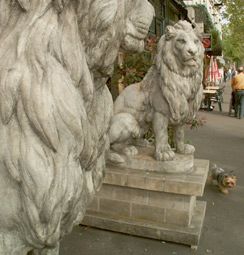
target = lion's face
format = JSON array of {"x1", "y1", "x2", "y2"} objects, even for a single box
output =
[
  {"x1": 172, "y1": 30, "x2": 202, "y2": 68},
  {"x1": 159, "y1": 21, "x2": 204, "y2": 77},
  {"x1": 78, "y1": 0, "x2": 154, "y2": 81},
  {"x1": 121, "y1": 0, "x2": 154, "y2": 52}
]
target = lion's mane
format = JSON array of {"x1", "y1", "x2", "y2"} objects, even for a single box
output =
[
  {"x1": 150, "y1": 21, "x2": 204, "y2": 123},
  {"x1": 0, "y1": 0, "x2": 98, "y2": 249},
  {"x1": 0, "y1": 0, "x2": 154, "y2": 251}
]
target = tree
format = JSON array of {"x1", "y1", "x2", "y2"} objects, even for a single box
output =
[{"x1": 222, "y1": 0, "x2": 244, "y2": 64}]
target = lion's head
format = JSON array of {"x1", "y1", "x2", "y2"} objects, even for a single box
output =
[
  {"x1": 78, "y1": 0, "x2": 154, "y2": 82},
  {"x1": 121, "y1": 0, "x2": 155, "y2": 53},
  {"x1": 156, "y1": 21, "x2": 204, "y2": 78}
]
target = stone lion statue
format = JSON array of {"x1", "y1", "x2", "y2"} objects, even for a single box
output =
[
  {"x1": 109, "y1": 21, "x2": 204, "y2": 163},
  {"x1": 0, "y1": 0, "x2": 153, "y2": 254}
]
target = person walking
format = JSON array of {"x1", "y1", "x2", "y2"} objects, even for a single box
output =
[{"x1": 231, "y1": 66, "x2": 244, "y2": 117}]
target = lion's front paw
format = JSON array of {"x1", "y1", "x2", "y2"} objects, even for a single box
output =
[
  {"x1": 123, "y1": 146, "x2": 138, "y2": 157},
  {"x1": 178, "y1": 144, "x2": 195, "y2": 155},
  {"x1": 177, "y1": 144, "x2": 195, "y2": 155},
  {"x1": 155, "y1": 146, "x2": 175, "y2": 161}
]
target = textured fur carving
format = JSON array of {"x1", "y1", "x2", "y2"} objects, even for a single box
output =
[
  {"x1": 109, "y1": 21, "x2": 204, "y2": 162},
  {"x1": 0, "y1": 0, "x2": 153, "y2": 254},
  {"x1": 0, "y1": 1, "x2": 95, "y2": 254},
  {"x1": 78, "y1": 0, "x2": 154, "y2": 80}
]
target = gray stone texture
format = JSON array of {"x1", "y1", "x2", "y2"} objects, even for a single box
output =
[
  {"x1": 105, "y1": 158, "x2": 209, "y2": 196},
  {"x1": 112, "y1": 146, "x2": 194, "y2": 174},
  {"x1": 84, "y1": 157, "x2": 209, "y2": 246},
  {"x1": 109, "y1": 21, "x2": 204, "y2": 164},
  {"x1": 84, "y1": 201, "x2": 206, "y2": 247},
  {"x1": 0, "y1": 0, "x2": 154, "y2": 254}
]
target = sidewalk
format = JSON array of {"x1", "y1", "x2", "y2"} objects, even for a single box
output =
[{"x1": 60, "y1": 82, "x2": 244, "y2": 255}]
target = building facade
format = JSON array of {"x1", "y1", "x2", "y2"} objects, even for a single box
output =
[
  {"x1": 148, "y1": 0, "x2": 188, "y2": 36},
  {"x1": 183, "y1": 0, "x2": 223, "y2": 34}
]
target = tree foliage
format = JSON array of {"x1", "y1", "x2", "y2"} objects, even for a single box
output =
[
  {"x1": 222, "y1": 0, "x2": 244, "y2": 63},
  {"x1": 211, "y1": 28, "x2": 222, "y2": 56}
]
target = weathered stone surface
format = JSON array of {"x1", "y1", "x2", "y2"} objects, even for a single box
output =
[
  {"x1": 131, "y1": 203, "x2": 165, "y2": 224},
  {"x1": 98, "y1": 184, "x2": 148, "y2": 204},
  {"x1": 87, "y1": 197, "x2": 99, "y2": 212},
  {"x1": 111, "y1": 146, "x2": 194, "y2": 174},
  {"x1": 83, "y1": 201, "x2": 207, "y2": 247},
  {"x1": 108, "y1": 20, "x2": 204, "y2": 163},
  {"x1": 86, "y1": 158, "x2": 208, "y2": 228},
  {"x1": 148, "y1": 191, "x2": 194, "y2": 211},
  {"x1": 106, "y1": 159, "x2": 209, "y2": 196},
  {"x1": 165, "y1": 208, "x2": 190, "y2": 226},
  {"x1": 84, "y1": 158, "x2": 208, "y2": 244},
  {"x1": 0, "y1": 0, "x2": 154, "y2": 254},
  {"x1": 98, "y1": 183, "x2": 196, "y2": 211},
  {"x1": 88, "y1": 188, "x2": 196, "y2": 226},
  {"x1": 99, "y1": 198, "x2": 131, "y2": 218}
]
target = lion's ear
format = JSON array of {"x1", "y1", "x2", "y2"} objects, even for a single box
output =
[
  {"x1": 165, "y1": 26, "x2": 176, "y2": 40},
  {"x1": 17, "y1": 0, "x2": 30, "y2": 11}
]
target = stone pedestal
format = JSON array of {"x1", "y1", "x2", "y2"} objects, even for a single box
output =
[{"x1": 83, "y1": 148, "x2": 209, "y2": 248}]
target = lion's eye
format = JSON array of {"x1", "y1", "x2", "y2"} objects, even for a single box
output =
[
  {"x1": 177, "y1": 39, "x2": 186, "y2": 44},
  {"x1": 194, "y1": 39, "x2": 199, "y2": 44}
]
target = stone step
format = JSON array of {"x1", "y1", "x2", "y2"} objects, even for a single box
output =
[
  {"x1": 114, "y1": 146, "x2": 195, "y2": 174},
  {"x1": 105, "y1": 159, "x2": 209, "y2": 196},
  {"x1": 88, "y1": 186, "x2": 196, "y2": 227},
  {"x1": 83, "y1": 201, "x2": 206, "y2": 247}
]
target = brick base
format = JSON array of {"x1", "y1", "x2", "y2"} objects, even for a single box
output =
[
  {"x1": 83, "y1": 154, "x2": 209, "y2": 247},
  {"x1": 83, "y1": 201, "x2": 206, "y2": 247}
]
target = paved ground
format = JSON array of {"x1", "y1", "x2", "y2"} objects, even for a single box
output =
[{"x1": 60, "y1": 82, "x2": 244, "y2": 255}]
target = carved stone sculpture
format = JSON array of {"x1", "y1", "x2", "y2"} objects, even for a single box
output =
[
  {"x1": 109, "y1": 21, "x2": 204, "y2": 163},
  {"x1": 0, "y1": 0, "x2": 154, "y2": 254}
]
